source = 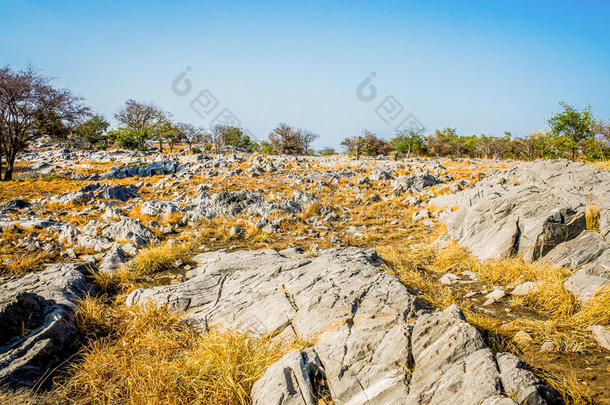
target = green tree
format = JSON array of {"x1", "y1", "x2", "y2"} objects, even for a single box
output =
[
  {"x1": 75, "y1": 115, "x2": 109, "y2": 148},
  {"x1": 391, "y1": 129, "x2": 425, "y2": 158},
  {"x1": 114, "y1": 99, "x2": 170, "y2": 150},
  {"x1": 108, "y1": 128, "x2": 149, "y2": 150},
  {"x1": 318, "y1": 147, "x2": 336, "y2": 156},
  {"x1": 258, "y1": 140, "x2": 275, "y2": 154},
  {"x1": 342, "y1": 130, "x2": 392, "y2": 158},
  {"x1": 548, "y1": 102, "x2": 594, "y2": 160},
  {"x1": 212, "y1": 125, "x2": 255, "y2": 149}
]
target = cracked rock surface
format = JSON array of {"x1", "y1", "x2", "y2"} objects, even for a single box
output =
[
  {"x1": 431, "y1": 160, "x2": 610, "y2": 301},
  {"x1": 126, "y1": 247, "x2": 559, "y2": 404},
  {"x1": 0, "y1": 263, "x2": 92, "y2": 391}
]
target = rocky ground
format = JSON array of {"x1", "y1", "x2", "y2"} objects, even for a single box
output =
[{"x1": 0, "y1": 145, "x2": 608, "y2": 404}]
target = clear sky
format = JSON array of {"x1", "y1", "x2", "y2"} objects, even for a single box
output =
[{"x1": 1, "y1": 0, "x2": 609, "y2": 148}]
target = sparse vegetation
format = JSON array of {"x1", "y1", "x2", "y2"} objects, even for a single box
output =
[
  {"x1": 586, "y1": 201, "x2": 601, "y2": 232},
  {"x1": 128, "y1": 240, "x2": 196, "y2": 276},
  {"x1": 56, "y1": 301, "x2": 295, "y2": 405}
]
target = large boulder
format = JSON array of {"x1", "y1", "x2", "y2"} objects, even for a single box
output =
[
  {"x1": 126, "y1": 248, "x2": 558, "y2": 404},
  {"x1": 432, "y1": 160, "x2": 610, "y2": 263},
  {"x1": 0, "y1": 263, "x2": 92, "y2": 391}
]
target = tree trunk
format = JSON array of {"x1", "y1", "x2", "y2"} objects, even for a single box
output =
[{"x1": 3, "y1": 157, "x2": 14, "y2": 181}]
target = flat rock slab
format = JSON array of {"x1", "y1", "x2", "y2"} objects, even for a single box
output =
[
  {"x1": 127, "y1": 248, "x2": 558, "y2": 404},
  {"x1": 0, "y1": 263, "x2": 92, "y2": 391}
]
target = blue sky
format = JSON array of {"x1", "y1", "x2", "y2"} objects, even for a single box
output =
[{"x1": 1, "y1": 0, "x2": 609, "y2": 148}]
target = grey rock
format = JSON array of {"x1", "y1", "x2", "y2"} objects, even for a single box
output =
[
  {"x1": 496, "y1": 352, "x2": 560, "y2": 404},
  {"x1": 185, "y1": 190, "x2": 301, "y2": 221},
  {"x1": 0, "y1": 263, "x2": 91, "y2": 390},
  {"x1": 407, "y1": 305, "x2": 504, "y2": 404},
  {"x1": 540, "y1": 231, "x2": 607, "y2": 268},
  {"x1": 588, "y1": 325, "x2": 610, "y2": 350},
  {"x1": 95, "y1": 184, "x2": 138, "y2": 201},
  {"x1": 140, "y1": 200, "x2": 180, "y2": 218},
  {"x1": 432, "y1": 160, "x2": 609, "y2": 264},
  {"x1": 100, "y1": 218, "x2": 155, "y2": 246},
  {"x1": 99, "y1": 244, "x2": 126, "y2": 273},
  {"x1": 563, "y1": 248, "x2": 610, "y2": 301},
  {"x1": 251, "y1": 349, "x2": 323, "y2": 405}
]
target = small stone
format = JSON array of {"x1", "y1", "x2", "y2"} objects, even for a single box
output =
[
  {"x1": 540, "y1": 339, "x2": 560, "y2": 352},
  {"x1": 65, "y1": 248, "x2": 77, "y2": 259},
  {"x1": 369, "y1": 193, "x2": 381, "y2": 202},
  {"x1": 347, "y1": 225, "x2": 366, "y2": 236},
  {"x1": 412, "y1": 209, "x2": 430, "y2": 221},
  {"x1": 230, "y1": 225, "x2": 246, "y2": 238},
  {"x1": 483, "y1": 287, "x2": 505, "y2": 306},
  {"x1": 439, "y1": 273, "x2": 459, "y2": 285},
  {"x1": 512, "y1": 281, "x2": 536, "y2": 296},
  {"x1": 513, "y1": 331, "x2": 534, "y2": 346},
  {"x1": 588, "y1": 325, "x2": 610, "y2": 350},
  {"x1": 462, "y1": 271, "x2": 479, "y2": 281}
]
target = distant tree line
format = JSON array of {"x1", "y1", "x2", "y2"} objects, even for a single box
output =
[
  {"x1": 1, "y1": 66, "x2": 608, "y2": 181},
  {"x1": 341, "y1": 103, "x2": 610, "y2": 161}
]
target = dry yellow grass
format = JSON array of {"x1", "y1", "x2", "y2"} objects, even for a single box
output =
[
  {"x1": 537, "y1": 367, "x2": 596, "y2": 405},
  {"x1": 585, "y1": 201, "x2": 600, "y2": 233},
  {"x1": 432, "y1": 240, "x2": 578, "y2": 318},
  {"x1": 381, "y1": 239, "x2": 610, "y2": 352},
  {"x1": 128, "y1": 240, "x2": 196, "y2": 276},
  {"x1": 0, "y1": 250, "x2": 48, "y2": 276},
  {"x1": 55, "y1": 302, "x2": 295, "y2": 405}
]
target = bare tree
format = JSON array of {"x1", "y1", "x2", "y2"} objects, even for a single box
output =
[
  {"x1": 268, "y1": 123, "x2": 318, "y2": 155},
  {"x1": 176, "y1": 122, "x2": 207, "y2": 152},
  {"x1": 0, "y1": 66, "x2": 88, "y2": 180}
]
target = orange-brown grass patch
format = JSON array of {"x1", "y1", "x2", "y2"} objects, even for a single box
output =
[{"x1": 0, "y1": 177, "x2": 84, "y2": 203}]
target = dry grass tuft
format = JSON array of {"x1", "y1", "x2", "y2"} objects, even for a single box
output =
[
  {"x1": 574, "y1": 286, "x2": 610, "y2": 326},
  {"x1": 56, "y1": 302, "x2": 294, "y2": 405},
  {"x1": 0, "y1": 250, "x2": 48, "y2": 276},
  {"x1": 536, "y1": 367, "x2": 595, "y2": 405},
  {"x1": 128, "y1": 240, "x2": 196, "y2": 276},
  {"x1": 585, "y1": 201, "x2": 600, "y2": 233}
]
